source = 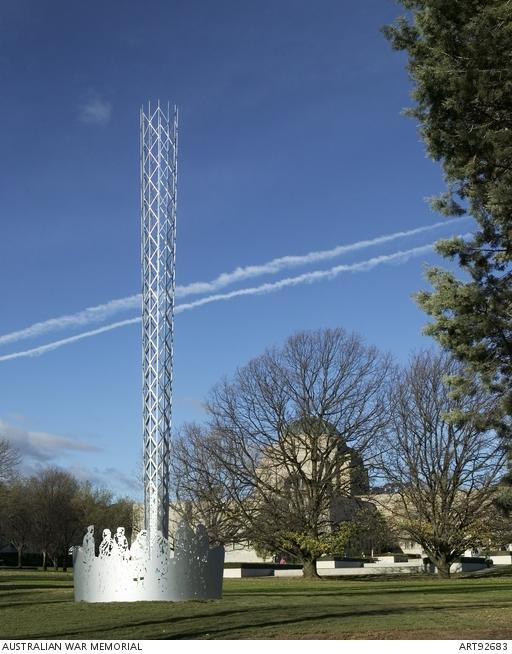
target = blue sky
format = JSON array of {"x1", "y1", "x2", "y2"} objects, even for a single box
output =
[{"x1": 0, "y1": 0, "x2": 470, "y2": 496}]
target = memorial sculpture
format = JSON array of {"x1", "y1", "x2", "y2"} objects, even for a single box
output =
[{"x1": 73, "y1": 103, "x2": 225, "y2": 602}]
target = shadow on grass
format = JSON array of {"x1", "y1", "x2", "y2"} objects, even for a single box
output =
[
  {"x1": 5, "y1": 573, "x2": 512, "y2": 640},
  {"x1": 14, "y1": 607, "x2": 252, "y2": 640},
  {"x1": 0, "y1": 584, "x2": 73, "y2": 596},
  {"x1": 225, "y1": 582, "x2": 512, "y2": 601},
  {"x1": 14, "y1": 599, "x2": 512, "y2": 641},
  {"x1": 159, "y1": 600, "x2": 512, "y2": 640},
  {"x1": 3, "y1": 599, "x2": 73, "y2": 609}
]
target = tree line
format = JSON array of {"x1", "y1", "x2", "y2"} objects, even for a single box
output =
[{"x1": 0, "y1": 463, "x2": 133, "y2": 571}]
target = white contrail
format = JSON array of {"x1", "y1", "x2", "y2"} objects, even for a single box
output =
[
  {"x1": 175, "y1": 219, "x2": 463, "y2": 296},
  {"x1": 174, "y1": 242, "x2": 435, "y2": 313},
  {"x1": 0, "y1": 219, "x2": 465, "y2": 347},
  {"x1": 0, "y1": 296, "x2": 141, "y2": 348},
  {"x1": 0, "y1": 318, "x2": 142, "y2": 362},
  {"x1": 0, "y1": 242, "x2": 434, "y2": 362}
]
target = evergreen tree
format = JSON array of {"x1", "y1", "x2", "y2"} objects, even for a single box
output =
[{"x1": 384, "y1": 0, "x2": 512, "y2": 511}]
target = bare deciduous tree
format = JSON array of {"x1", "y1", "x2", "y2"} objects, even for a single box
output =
[
  {"x1": 171, "y1": 423, "x2": 246, "y2": 547},
  {"x1": 0, "y1": 438, "x2": 20, "y2": 483},
  {"x1": 377, "y1": 351, "x2": 506, "y2": 578},
  {"x1": 194, "y1": 328, "x2": 392, "y2": 578}
]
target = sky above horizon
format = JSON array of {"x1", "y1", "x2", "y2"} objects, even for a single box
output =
[{"x1": 0, "y1": 0, "x2": 471, "y2": 497}]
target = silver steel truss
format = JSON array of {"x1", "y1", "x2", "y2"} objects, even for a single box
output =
[
  {"x1": 73, "y1": 103, "x2": 225, "y2": 605},
  {"x1": 141, "y1": 102, "x2": 178, "y2": 543}
]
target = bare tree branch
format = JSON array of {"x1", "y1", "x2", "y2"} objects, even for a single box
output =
[
  {"x1": 173, "y1": 328, "x2": 392, "y2": 577},
  {"x1": 376, "y1": 351, "x2": 506, "y2": 577}
]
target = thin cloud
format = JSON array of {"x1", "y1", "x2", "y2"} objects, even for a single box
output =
[
  {"x1": 0, "y1": 219, "x2": 466, "y2": 348},
  {"x1": 13, "y1": 460, "x2": 140, "y2": 497},
  {"x1": 69, "y1": 464, "x2": 141, "y2": 495},
  {"x1": 0, "y1": 419, "x2": 101, "y2": 463},
  {"x1": 0, "y1": 242, "x2": 436, "y2": 363},
  {"x1": 78, "y1": 94, "x2": 112, "y2": 126}
]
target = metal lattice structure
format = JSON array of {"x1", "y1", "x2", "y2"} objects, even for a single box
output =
[
  {"x1": 141, "y1": 102, "x2": 178, "y2": 542},
  {"x1": 73, "y1": 104, "x2": 224, "y2": 603}
]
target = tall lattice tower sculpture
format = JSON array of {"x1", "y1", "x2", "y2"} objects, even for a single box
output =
[
  {"x1": 141, "y1": 102, "x2": 177, "y2": 545},
  {"x1": 72, "y1": 103, "x2": 224, "y2": 602}
]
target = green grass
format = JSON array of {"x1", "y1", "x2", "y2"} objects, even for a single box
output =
[{"x1": 1, "y1": 568, "x2": 512, "y2": 640}]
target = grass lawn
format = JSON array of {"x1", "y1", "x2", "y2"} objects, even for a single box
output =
[{"x1": 0, "y1": 568, "x2": 511, "y2": 640}]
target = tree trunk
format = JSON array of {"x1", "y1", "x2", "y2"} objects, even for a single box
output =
[
  {"x1": 42, "y1": 550, "x2": 47, "y2": 572},
  {"x1": 435, "y1": 558, "x2": 451, "y2": 578},
  {"x1": 17, "y1": 546, "x2": 22, "y2": 569},
  {"x1": 302, "y1": 559, "x2": 320, "y2": 579},
  {"x1": 62, "y1": 555, "x2": 68, "y2": 573}
]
